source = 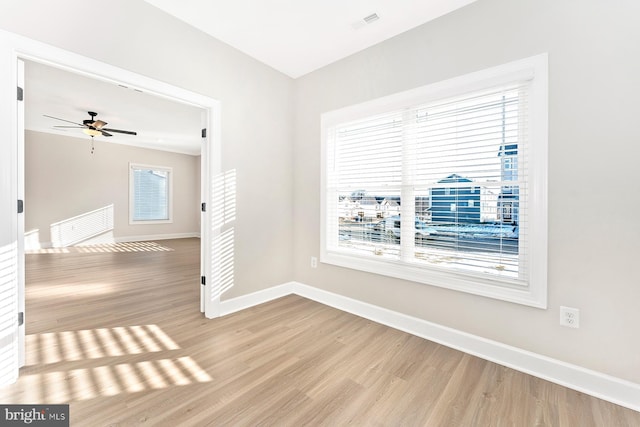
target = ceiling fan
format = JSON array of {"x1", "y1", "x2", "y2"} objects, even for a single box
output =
[{"x1": 44, "y1": 111, "x2": 137, "y2": 137}]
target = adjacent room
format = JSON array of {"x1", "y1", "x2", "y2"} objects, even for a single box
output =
[
  {"x1": 0, "y1": 0, "x2": 639, "y2": 425},
  {"x1": 23, "y1": 60, "x2": 204, "y2": 252}
]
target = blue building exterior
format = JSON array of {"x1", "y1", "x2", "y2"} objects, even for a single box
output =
[{"x1": 430, "y1": 174, "x2": 481, "y2": 224}]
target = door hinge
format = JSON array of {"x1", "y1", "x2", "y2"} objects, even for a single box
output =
[
  {"x1": 17, "y1": 199, "x2": 24, "y2": 214},
  {"x1": 17, "y1": 86, "x2": 23, "y2": 101},
  {"x1": 18, "y1": 312, "x2": 24, "y2": 326},
  {"x1": 201, "y1": 276, "x2": 206, "y2": 286},
  {"x1": 201, "y1": 128, "x2": 207, "y2": 138},
  {"x1": 201, "y1": 202, "x2": 206, "y2": 212}
]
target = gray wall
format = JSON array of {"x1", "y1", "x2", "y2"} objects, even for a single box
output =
[
  {"x1": 293, "y1": 0, "x2": 640, "y2": 383},
  {"x1": 0, "y1": 0, "x2": 295, "y2": 296},
  {"x1": 25, "y1": 130, "x2": 200, "y2": 246}
]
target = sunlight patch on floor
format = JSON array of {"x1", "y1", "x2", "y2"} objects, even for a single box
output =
[
  {"x1": 15, "y1": 357, "x2": 211, "y2": 403},
  {"x1": 9, "y1": 324, "x2": 209, "y2": 403},
  {"x1": 26, "y1": 325, "x2": 181, "y2": 366},
  {"x1": 27, "y1": 282, "x2": 117, "y2": 298},
  {"x1": 26, "y1": 241, "x2": 175, "y2": 254}
]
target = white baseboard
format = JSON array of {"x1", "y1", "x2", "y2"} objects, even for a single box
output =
[
  {"x1": 219, "y1": 281, "x2": 640, "y2": 413},
  {"x1": 219, "y1": 283, "x2": 294, "y2": 316}
]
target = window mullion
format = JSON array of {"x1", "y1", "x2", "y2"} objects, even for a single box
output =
[
  {"x1": 517, "y1": 86, "x2": 528, "y2": 281},
  {"x1": 401, "y1": 110, "x2": 416, "y2": 262}
]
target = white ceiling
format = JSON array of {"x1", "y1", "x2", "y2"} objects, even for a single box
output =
[
  {"x1": 25, "y1": 1, "x2": 476, "y2": 153},
  {"x1": 25, "y1": 60, "x2": 204, "y2": 155},
  {"x1": 144, "y1": 0, "x2": 477, "y2": 78}
]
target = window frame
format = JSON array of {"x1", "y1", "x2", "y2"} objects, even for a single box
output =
[
  {"x1": 320, "y1": 54, "x2": 548, "y2": 308},
  {"x1": 129, "y1": 163, "x2": 174, "y2": 225}
]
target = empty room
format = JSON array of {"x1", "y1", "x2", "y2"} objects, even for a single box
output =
[{"x1": 0, "y1": 0, "x2": 639, "y2": 425}]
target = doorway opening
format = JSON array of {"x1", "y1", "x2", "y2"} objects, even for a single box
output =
[{"x1": 10, "y1": 43, "x2": 221, "y2": 383}]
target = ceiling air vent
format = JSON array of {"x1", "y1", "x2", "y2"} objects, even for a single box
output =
[
  {"x1": 363, "y1": 13, "x2": 380, "y2": 24},
  {"x1": 352, "y1": 12, "x2": 380, "y2": 30}
]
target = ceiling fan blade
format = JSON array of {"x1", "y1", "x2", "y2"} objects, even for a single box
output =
[
  {"x1": 100, "y1": 130, "x2": 113, "y2": 137},
  {"x1": 92, "y1": 120, "x2": 108, "y2": 129},
  {"x1": 102, "y1": 128, "x2": 137, "y2": 135},
  {"x1": 53, "y1": 125, "x2": 83, "y2": 128},
  {"x1": 44, "y1": 114, "x2": 85, "y2": 126}
]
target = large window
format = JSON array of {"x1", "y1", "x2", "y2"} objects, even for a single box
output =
[
  {"x1": 129, "y1": 163, "x2": 173, "y2": 224},
  {"x1": 321, "y1": 55, "x2": 548, "y2": 307}
]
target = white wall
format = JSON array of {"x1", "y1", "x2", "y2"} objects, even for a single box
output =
[
  {"x1": 25, "y1": 130, "x2": 200, "y2": 246},
  {"x1": 293, "y1": 0, "x2": 640, "y2": 384},
  {"x1": 0, "y1": 0, "x2": 295, "y2": 296}
]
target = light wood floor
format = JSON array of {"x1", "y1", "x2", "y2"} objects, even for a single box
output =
[{"x1": 1, "y1": 238, "x2": 638, "y2": 426}]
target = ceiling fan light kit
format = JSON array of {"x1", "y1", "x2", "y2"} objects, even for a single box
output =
[{"x1": 82, "y1": 128, "x2": 102, "y2": 137}]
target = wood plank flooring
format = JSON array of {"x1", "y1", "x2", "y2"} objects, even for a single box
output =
[{"x1": 0, "y1": 237, "x2": 638, "y2": 425}]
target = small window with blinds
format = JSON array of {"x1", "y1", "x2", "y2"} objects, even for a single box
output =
[
  {"x1": 129, "y1": 163, "x2": 173, "y2": 224},
  {"x1": 321, "y1": 54, "x2": 548, "y2": 307}
]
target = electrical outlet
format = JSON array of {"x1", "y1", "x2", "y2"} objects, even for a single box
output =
[
  {"x1": 560, "y1": 306, "x2": 580, "y2": 328},
  {"x1": 311, "y1": 257, "x2": 318, "y2": 268}
]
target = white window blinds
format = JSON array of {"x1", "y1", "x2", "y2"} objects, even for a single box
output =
[
  {"x1": 322, "y1": 54, "x2": 548, "y2": 307},
  {"x1": 411, "y1": 84, "x2": 527, "y2": 281},
  {"x1": 130, "y1": 164, "x2": 172, "y2": 223}
]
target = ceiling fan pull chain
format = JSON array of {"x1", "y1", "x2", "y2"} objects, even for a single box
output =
[{"x1": 91, "y1": 136, "x2": 95, "y2": 154}]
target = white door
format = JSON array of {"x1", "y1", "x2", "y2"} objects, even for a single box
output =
[
  {"x1": 17, "y1": 58, "x2": 26, "y2": 367},
  {"x1": 201, "y1": 110, "x2": 231, "y2": 319},
  {"x1": 200, "y1": 114, "x2": 208, "y2": 313},
  {"x1": 0, "y1": 52, "x2": 21, "y2": 385}
]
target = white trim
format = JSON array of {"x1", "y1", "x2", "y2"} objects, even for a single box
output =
[
  {"x1": 219, "y1": 282, "x2": 640, "y2": 413},
  {"x1": 219, "y1": 282, "x2": 294, "y2": 316},
  {"x1": 321, "y1": 54, "x2": 545, "y2": 129},
  {"x1": 4, "y1": 30, "x2": 214, "y2": 110}
]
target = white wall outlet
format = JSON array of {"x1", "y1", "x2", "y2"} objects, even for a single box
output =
[
  {"x1": 560, "y1": 306, "x2": 580, "y2": 328},
  {"x1": 311, "y1": 257, "x2": 318, "y2": 268}
]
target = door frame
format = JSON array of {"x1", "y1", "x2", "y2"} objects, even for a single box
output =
[{"x1": 0, "y1": 28, "x2": 223, "y2": 382}]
